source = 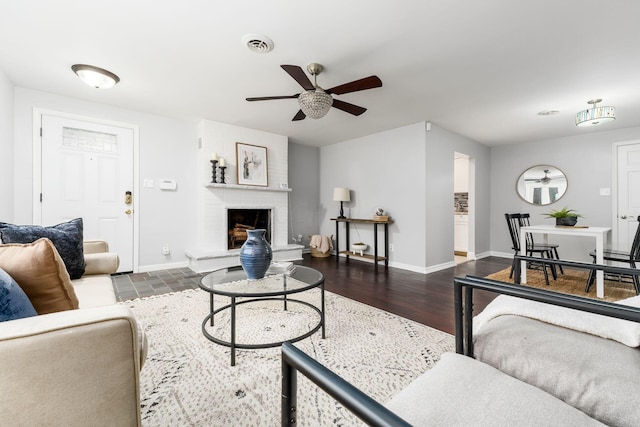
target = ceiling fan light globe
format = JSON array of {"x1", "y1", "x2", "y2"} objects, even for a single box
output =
[{"x1": 298, "y1": 89, "x2": 332, "y2": 119}]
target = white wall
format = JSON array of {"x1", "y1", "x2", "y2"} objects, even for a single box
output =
[
  {"x1": 13, "y1": 87, "x2": 199, "y2": 271},
  {"x1": 195, "y1": 120, "x2": 289, "y2": 251},
  {"x1": 490, "y1": 126, "x2": 640, "y2": 261},
  {"x1": 0, "y1": 68, "x2": 14, "y2": 221}
]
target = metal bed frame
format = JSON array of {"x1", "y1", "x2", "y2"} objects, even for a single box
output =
[{"x1": 281, "y1": 257, "x2": 640, "y2": 427}]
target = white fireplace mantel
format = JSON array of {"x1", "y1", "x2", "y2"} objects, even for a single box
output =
[{"x1": 205, "y1": 183, "x2": 292, "y2": 192}]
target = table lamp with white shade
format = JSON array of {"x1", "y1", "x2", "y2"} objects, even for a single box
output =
[{"x1": 333, "y1": 187, "x2": 351, "y2": 219}]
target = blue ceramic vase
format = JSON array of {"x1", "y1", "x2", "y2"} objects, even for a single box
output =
[{"x1": 239, "y1": 229, "x2": 273, "y2": 279}]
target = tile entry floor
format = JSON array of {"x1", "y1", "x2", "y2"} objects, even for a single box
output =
[{"x1": 111, "y1": 268, "x2": 204, "y2": 302}]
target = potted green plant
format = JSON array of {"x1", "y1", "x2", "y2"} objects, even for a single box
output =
[{"x1": 544, "y1": 207, "x2": 582, "y2": 226}]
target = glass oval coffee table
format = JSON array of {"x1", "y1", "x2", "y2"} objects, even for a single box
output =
[{"x1": 199, "y1": 265, "x2": 325, "y2": 366}]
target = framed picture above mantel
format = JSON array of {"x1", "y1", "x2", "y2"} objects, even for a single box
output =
[{"x1": 236, "y1": 142, "x2": 268, "y2": 187}]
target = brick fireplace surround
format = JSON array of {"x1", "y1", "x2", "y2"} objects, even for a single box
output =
[{"x1": 184, "y1": 120, "x2": 303, "y2": 273}]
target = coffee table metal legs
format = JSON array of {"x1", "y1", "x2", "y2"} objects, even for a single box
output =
[
  {"x1": 321, "y1": 282, "x2": 326, "y2": 338},
  {"x1": 231, "y1": 296, "x2": 236, "y2": 366}
]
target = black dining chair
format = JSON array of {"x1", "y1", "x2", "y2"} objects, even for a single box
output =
[
  {"x1": 505, "y1": 213, "x2": 556, "y2": 285},
  {"x1": 585, "y1": 216, "x2": 640, "y2": 294},
  {"x1": 519, "y1": 213, "x2": 564, "y2": 275}
]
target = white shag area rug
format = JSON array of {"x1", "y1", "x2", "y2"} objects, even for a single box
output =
[{"x1": 123, "y1": 288, "x2": 454, "y2": 426}]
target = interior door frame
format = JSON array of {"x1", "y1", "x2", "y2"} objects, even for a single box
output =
[
  {"x1": 32, "y1": 108, "x2": 140, "y2": 272},
  {"x1": 611, "y1": 139, "x2": 640, "y2": 248}
]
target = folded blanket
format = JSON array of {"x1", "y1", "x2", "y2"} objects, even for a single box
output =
[
  {"x1": 310, "y1": 235, "x2": 333, "y2": 253},
  {"x1": 474, "y1": 294, "x2": 640, "y2": 347}
]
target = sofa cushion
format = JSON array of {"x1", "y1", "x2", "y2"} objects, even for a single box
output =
[
  {"x1": 0, "y1": 268, "x2": 37, "y2": 321},
  {"x1": 71, "y1": 275, "x2": 117, "y2": 308},
  {"x1": 474, "y1": 315, "x2": 640, "y2": 427},
  {"x1": 0, "y1": 238, "x2": 79, "y2": 314},
  {"x1": 386, "y1": 352, "x2": 603, "y2": 426},
  {"x1": 0, "y1": 218, "x2": 85, "y2": 279}
]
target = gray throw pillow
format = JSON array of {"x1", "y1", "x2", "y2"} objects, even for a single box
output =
[
  {"x1": 0, "y1": 218, "x2": 85, "y2": 279},
  {"x1": 0, "y1": 267, "x2": 37, "y2": 321}
]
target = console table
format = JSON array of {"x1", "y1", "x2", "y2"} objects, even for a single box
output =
[{"x1": 331, "y1": 217, "x2": 394, "y2": 271}]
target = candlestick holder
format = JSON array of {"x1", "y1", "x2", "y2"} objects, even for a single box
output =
[
  {"x1": 210, "y1": 160, "x2": 218, "y2": 183},
  {"x1": 219, "y1": 166, "x2": 227, "y2": 184}
]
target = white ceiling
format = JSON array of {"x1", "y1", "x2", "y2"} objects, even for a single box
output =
[{"x1": 1, "y1": 1, "x2": 639, "y2": 147}]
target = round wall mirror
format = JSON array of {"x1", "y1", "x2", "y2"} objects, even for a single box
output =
[{"x1": 516, "y1": 165, "x2": 567, "y2": 206}]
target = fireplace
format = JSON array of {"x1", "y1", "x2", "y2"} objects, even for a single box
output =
[{"x1": 227, "y1": 208, "x2": 272, "y2": 249}]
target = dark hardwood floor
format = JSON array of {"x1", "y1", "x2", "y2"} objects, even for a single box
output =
[
  {"x1": 114, "y1": 254, "x2": 511, "y2": 335},
  {"x1": 296, "y1": 254, "x2": 511, "y2": 334}
]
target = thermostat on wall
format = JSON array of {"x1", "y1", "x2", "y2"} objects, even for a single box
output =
[{"x1": 159, "y1": 179, "x2": 177, "y2": 190}]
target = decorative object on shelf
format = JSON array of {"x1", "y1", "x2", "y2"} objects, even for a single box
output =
[
  {"x1": 351, "y1": 242, "x2": 367, "y2": 256},
  {"x1": 218, "y1": 157, "x2": 227, "y2": 183},
  {"x1": 236, "y1": 142, "x2": 268, "y2": 186},
  {"x1": 516, "y1": 165, "x2": 567, "y2": 206},
  {"x1": 210, "y1": 161, "x2": 218, "y2": 183},
  {"x1": 575, "y1": 99, "x2": 616, "y2": 127},
  {"x1": 333, "y1": 187, "x2": 351, "y2": 219},
  {"x1": 71, "y1": 64, "x2": 120, "y2": 89},
  {"x1": 239, "y1": 229, "x2": 273, "y2": 280},
  {"x1": 373, "y1": 207, "x2": 389, "y2": 221},
  {"x1": 544, "y1": 206, "x2": 582, "y2": 226}
]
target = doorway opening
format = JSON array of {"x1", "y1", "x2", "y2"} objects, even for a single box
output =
[{"x1": 454, "y1": 152, "x2": 474, "y2": 264}]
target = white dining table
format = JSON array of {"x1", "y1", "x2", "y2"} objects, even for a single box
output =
[{"x1": 520, "y1": 225, "x2": 612, "y2": 298}]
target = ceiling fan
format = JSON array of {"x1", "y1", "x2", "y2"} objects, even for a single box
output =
[
  {"x1": 246, "y1": 63, "x2": 382, "y2": 121},
  {"x1": 525, "y1": 169, "x2": 554, "y2": 184}
]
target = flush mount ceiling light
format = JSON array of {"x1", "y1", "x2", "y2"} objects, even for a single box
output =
[
  {"x1": 71, "y1": 64, "x2": 120, "y2": 89},
  {"x1": 242, "y1": 34, "x2": 274, "y2": 53},
  {"x1": 575, "y1": 99, "x2": 616, "y2": 127}
]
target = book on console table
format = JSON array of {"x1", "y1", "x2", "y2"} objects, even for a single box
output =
[{"x1": 266, "y1": 261, "x2": 296, "y2": 275}]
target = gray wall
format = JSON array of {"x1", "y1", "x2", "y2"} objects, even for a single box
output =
[
  {"x1": 12, "y1": 87, "x2": 199, "y2": 271},
  {"x1": 319, "y1": 122, "x2": 491, "y2": 273},
  {"x1": 320, "y1": 122, "x2": 426, "y2": 270},
  {"x1": 0, "y1": 68, "x2": 14, "y2": 221},
  {"x1": 490, "y1": 127, "x2": 640, "y2": 261},
  {"x1": 425, "y1": 125, "x2": 492, "y2": 267},
  {"x1": 288, "y1": 142, "x2": 320, "y2": 248}
]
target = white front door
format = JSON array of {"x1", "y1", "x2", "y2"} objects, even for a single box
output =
[
  {"x1": 615, "y1": 141, "x2": 640, "y2": 251},
  {"x1": 39, "y1": 114, "x2": 135, "y2": 272}
]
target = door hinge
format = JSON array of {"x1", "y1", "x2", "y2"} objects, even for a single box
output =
[{"x1": 40, "y1": 193, "x2": 42, "y2": 202}]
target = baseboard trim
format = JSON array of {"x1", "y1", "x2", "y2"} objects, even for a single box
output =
[{"x1": 138, "y1": 260, "x2": 189, "y2": 273}]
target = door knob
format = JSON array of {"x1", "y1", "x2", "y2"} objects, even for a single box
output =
[{"x1": 125, "y1": 209, "x2": 132, "y2": 215}]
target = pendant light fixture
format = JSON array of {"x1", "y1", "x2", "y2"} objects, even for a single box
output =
[
  {"x1": 71, "y1": 64, "x2": 120, "y2": 89},
  {"x1": 298, "y1": 64, "x2": 333, "y2": 119},
  {"x1": 575, "y1": 99, "x2": 615, "y2": 127}
]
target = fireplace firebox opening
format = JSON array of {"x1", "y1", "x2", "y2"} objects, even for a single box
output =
[{"x1": 227, "y1": 208, "x2": 272, "y2": 249}]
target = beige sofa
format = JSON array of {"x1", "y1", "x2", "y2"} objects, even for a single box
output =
[{"x1": 0, "y1": 240, "x2": 145, "y2": 427}]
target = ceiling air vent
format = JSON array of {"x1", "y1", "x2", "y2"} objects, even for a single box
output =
[{"x1": 242, "y1": 34, "x2": 274, "y2": 53}]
